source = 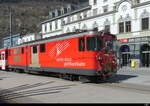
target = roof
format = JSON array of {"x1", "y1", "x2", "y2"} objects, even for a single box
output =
[{"x1": 41, "y1": 4, "x2": 91, "y2": 24}]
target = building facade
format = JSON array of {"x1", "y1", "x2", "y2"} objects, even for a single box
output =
[{"x1": 40, "y1": 0, "x2": 150, "y2": 68}]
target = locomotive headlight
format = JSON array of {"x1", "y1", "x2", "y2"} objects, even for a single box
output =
[{"x1": 98, "y1": 56, "x2": 103, "y2": 61}]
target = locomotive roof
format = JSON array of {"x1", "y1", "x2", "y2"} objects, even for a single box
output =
[{"x1": 5, "y1": 30, "x2": 115, "y2": 49}]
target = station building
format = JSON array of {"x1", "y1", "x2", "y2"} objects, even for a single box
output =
[
  {"x1": 40, "y1": 0, "x2": 150, "y2": 68},
  {"x1": 2, "y1": 0, "x2": 150, "y2": 68}
]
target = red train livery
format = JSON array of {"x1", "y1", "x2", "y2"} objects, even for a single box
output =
[{"x1": 0, "y1": 31, "x2": 118, "y2": 81}]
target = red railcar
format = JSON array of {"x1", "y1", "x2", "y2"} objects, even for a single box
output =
[{"x1": 2, "y1": 31, "x2": 118, "y2": 81}]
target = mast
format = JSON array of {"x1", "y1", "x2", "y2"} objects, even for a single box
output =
[{"x1": 9, "y1": 8, "x2": 12, "y2": 47}]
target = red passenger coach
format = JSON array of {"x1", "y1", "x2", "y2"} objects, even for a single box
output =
[{"x1": 4, "y1": 30, "x2": 118, "y2": 81}]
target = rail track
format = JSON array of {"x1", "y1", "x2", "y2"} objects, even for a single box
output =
[
  {"x1": 0, "y1": 81, "x2": 76, "y2": 101},
  {"x1": 1, "y1": 71, "x2": 150, "y2": 103},
  {"x1": 86, "y1": 81, "x2": 150, "y2": 95}
]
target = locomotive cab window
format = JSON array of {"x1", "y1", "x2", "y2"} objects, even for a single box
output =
[
  {"x1": 32, "y1": 45, "x2": 38, "y2": 54},
  {"x1": 40, "y1": 44, "x2": 46, "y2": 53},
  {"x1": 105, "y1": 40, "x2": 112, "y2": 53},
  {"x1": 86, "y1": 37, "x2": 102, "y2": 51},
  {"x1": 79, "y1": 38, "x2": 85, "y2": 51}
]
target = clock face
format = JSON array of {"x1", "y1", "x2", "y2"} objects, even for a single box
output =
[{"x1": 122, "y1": 5, "x2": 127, "y2": 12}]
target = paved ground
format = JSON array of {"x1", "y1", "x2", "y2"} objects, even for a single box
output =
[
  {"x1": 0, "y1": 68, "x2": 150, "y2": 103},
  {"x1": 117, "y1": 67, "x2": 150, "y2": 86}
]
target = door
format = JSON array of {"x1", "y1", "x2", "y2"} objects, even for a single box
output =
[
  {"x1": 140, "y1": 44, "x2": 150, "y2": 67},
  {"x1": 1, "y1": 52, "x2": 7, "y2": 70},
  {"x1": 120, "y1": 45, "x2": 131, "y2": 67},
  {"x1": 30, "y1": 45, "x2": 40, "y2": 67},
  {"x1": 122, "y1": 52, "x2": 131, "y2": 67},
  {"x1": 141, "y1": 51, "x2": 150, "y2": 67}
]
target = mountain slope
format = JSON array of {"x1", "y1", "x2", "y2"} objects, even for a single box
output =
[{"x1": 0, "y1": 0, "x2": 84, "y2": 39}]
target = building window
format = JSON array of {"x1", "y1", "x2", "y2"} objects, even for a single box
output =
[
  {"x1": 82, "y1": 24, "x2": 88, "y2": 30},
  {"x1": 104, "y1": 19, "x2": 110, "y2": 33},
  {"x1": 49, "y1": 23, "x2": 52, "y2": 31},
  {"x1": 58, "y1": 10, "x2": 61, "y2": 16},
  {"x1": 103, "y1": 0, "x2": 108, "y2": 2},
  {"x1": 135, "y1": 0, "x2": 140, "y2": 4},
  {"x1": 66, "y1": 27, "x2": 70, "y2": 33},
  {"x1": 103, "y1": 5, "x2": 108, "y2": 13},
  {"x1": 119, "y1": 22, "x2": 124, "y2": 33},
  {"x1": 45, "y1": 25, "x2": 47, "y2": 33},
  {"x1": 64, "y1": 8, "x2": 68, "y2": 14},
  {"x1": 55, "y1": 21, "x2": 58, "y2": 30},
  {"x1": 93, "y1": 8, "x2": 98, "y2": 16},
  {"x1": 61, "y1": 19, "x2": 65, "y2": 26},
  {"x1": 52, "y1": 12, "x2": 55, "y2": 18},
  {"x1": 83, "y1": 11, "x2": 87, "y2": 18},
  {"x1": 142, "y1": 17, "x2": 149, "y2": 30},
  {"x1": 68, "y1": 16, "x2": 71, "y2": 23},
  {"x1": 125, "y1": 21, "x2": 131, "y2": 32},
  {"x1": 73, "y1": 26, "x2": 76, "y2": 32},
  {"x1": 105, "y1": 25, "x2": 110, "y2": 33},
  {"x1": 94, "y1": 0, "x2": 97, "y2": 5}
]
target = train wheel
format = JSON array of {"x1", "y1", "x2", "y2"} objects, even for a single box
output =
[
  {"x1": 15, "y1": 69, "x2": 24, "y2": 73},
  {"x1": 24, "y1": 70, "x2": 31, "y2": 74},
  {"x1": 79, "y1": 76, "x2": 91, "y2": 83},
  {"x1": 59, "y1": 74, "x2": 77, "y2": 81},
  {"x1": 79, "y1": 76, "x2": 100, "y2": 83}
]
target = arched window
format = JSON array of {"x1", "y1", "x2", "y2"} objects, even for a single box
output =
[
  {"x1": 118, "y1": 16, "x2": 124, "y2": 33},
  {"x1": 125, "y1": 14, "x2": 131, "y2": 32},
  {"x1": 118, "y1": 15, "x2": 132, "y2": 33},
  {"x1": 93, "y1": 21, "x2": 98, "y2": 30},
  {"x1": 66, "y1": 27, "x2": 70, "y2": 33},
  {"x1": 72, "y1": 26, "x2": 76, "y2": 32},
  {"x1": 82, "y1": 24, "x2": 88, "y2": 30}
]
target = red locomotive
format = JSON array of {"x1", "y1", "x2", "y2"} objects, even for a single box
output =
[{"x1": 0, "y1": 30, "x2": 118, "y2": 82}]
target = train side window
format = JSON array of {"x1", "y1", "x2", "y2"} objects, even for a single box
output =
[
  {"x1": 86, "y1": 37, "x2": 102, "y2": 51},
  {"x1": 2, "y1": 54, "x2": 4, "y2": 60},
  {"x1": 8, "y1": 50, "x2": 11, "y2": 56},
  {"x1": 40, "y1": 44, "x2": 46, "y2": 53},
  {"x1": 22, "y1": 47, "x2": 24, "y2": 54},
  {"x1": 33, "y1": 45, "x2": 38, "y2": 54},
  {"x1": 14, "y1": 48, "x2": 21, "y2": 55},
  {"x1": 87, "y1": 37, "x2": 96, "y2": 51},
  {"x1": 79, "y1": 38, "x2": 85, "y2": 51}
]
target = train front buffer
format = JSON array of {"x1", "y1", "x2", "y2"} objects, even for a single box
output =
[{"x1": 96, "y1": 53, "x2": 117, "y2": 79}]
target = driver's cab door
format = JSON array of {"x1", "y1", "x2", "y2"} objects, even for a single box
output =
[{"x1": 104, "y1": 36, "x2": 113, "y2": 54}]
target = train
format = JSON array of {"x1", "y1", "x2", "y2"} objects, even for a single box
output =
[{"x1": 0, "y1": 30, "x2": 118, "y2": 82}]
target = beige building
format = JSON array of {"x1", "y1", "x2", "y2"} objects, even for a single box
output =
[{"x1": 40, "y1": 0, "x2": 150, "y2": 68}]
